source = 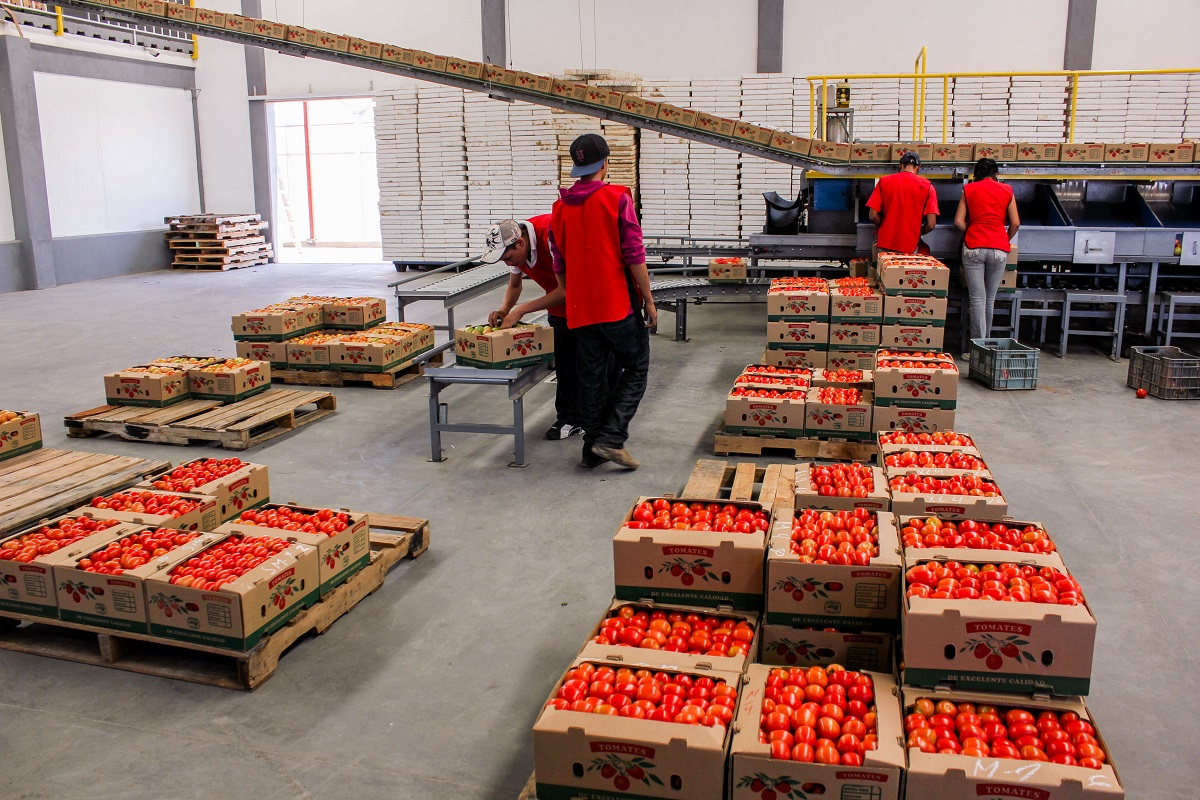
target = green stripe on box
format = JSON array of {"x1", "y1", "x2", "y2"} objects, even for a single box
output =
[
  {"x1": 903, "y1": 667, "x2": 1090, "y2": 697},
  {"x1": 148, "y1": 587, "x2": 317, "y2": 652},
  {"x1": 0, "y1": 440, "x2": 43, "y2": 462},
  {"x1": 59, "y1": 609, "x2": 149, "y2": 634},
  {"x1": 242, "y1": 588, "x2": 318, "y2": 649},
  {"x1": 830, "y1": 315, "x2": 884, "y2": 322},
  {"x1": 616, "y1": 584, "x2": 762, "y2": 611},
  {"x1": 536, "y1": 783, "x2": 661, "y2": 800},
  {"x1": 233, "y1": 327, "x2": 315, "y2": 342},
  {"x1": 456, "y1": 353, "x2": 554, "y2": 370},
  {"x1": 828, "y1": 344, "x2": 882, "y2": 352},
  {"x1": 0, "y1": 599, "x2": 58, "y2": 618},
  {"x1": 802, "y1": 429, "x2": 875, "y2": 442},
  {"x1": 884, "y1": 316, "x2": 947, "y2": 326},
  {"x1": 105, "y1": 395, "x2": 191, "y2": 408},
  {"x1": 709, "y1": 279, "x2": 748, "y2": 285},
  {"x1": 724, "y1": 425, "x2": 806, "y2": 437},
  {"x1": 766, "y1": 611, "x2": 900, "y2": 632},
  {"x1": 318, "y1": 552, "x2": 370, "y2": 596},
  {"x1": 190, "y1": 384, "x2": 270, "y2": 403},
  {"x1": 873, "y1": 397, "x2": 958, "y2": 409}
]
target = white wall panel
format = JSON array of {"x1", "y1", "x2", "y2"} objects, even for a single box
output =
[
  {"x1": 0, "y1": 109, "x2": 15, "y2": 242},
  {"x1": 1093, "y1": 0, "x2": 1200, "y2": 69},
  {"x1": 35, "y1": 74, "x2": 200, "y2": 237},
  {"x1": 194, "y1": 27, "x2": 256, "y2": 212}
]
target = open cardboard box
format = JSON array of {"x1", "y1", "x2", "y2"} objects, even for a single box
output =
[
  {"x1": 142, "y1": 531, "x2": 319, "y2": 651},
  {"x1": 882, "y1": 449, "x2": 987, "y2": 478},
  {"x1": 767, "y1": 321, "x2": 830, "y2": 350},
  {"x1": 236, "y1": 340, "x2": 289, "y2": 369},
  {"x1": 825, "y1": 351, "x2": 876, "y2": 371},
  {"x1": 813, "y1": 368, "x2": 873, "y2": 388},
  {"x1": 888, "y1": 475, "x2": 1008, "y2": 520},
  {"x1": 803, "y1": 388, "x2": 874, "y2": 441},
  {"x1": 882, "y1": 294, "x2": 948, "y2": 325},
  {"x1": 877, "y1": 430, "x2": 978, "y2": 455},
  {"x1": 613, "y1": 497, "x2": 770, "y2": 610},
  {"x1": 877, "y1": 263, "x2": 950, "y2": 298},
  {"x1": 901, "y1": 686, "x2": 1123, "y2": 798},
  {"x1": 874, "y1": 359, "x2": 958, "y2": 409},
  {"x1": 138, "y1": 459, "x2": 270, "y2": 523},
  {"x1": 103, "y1": 368, "x2": 189, "y2": 408},
  {"x1": 724, "y1": 393, "x2": 806, "y2": 438},
  {"x1": 794, "y1": 463, "x2": 890, "y2": 512},
  {"x1": 533, "y1": 658, "x2": 738, "y2": 800},
  {"x1": 829, "y1": 289, "x2": 883, "y2": 321},
  {"x1": 454, "y1": 324, "x2": 554, "y2": 369},
  {"x1": 729, "y1": 665, "x2": 905, "y2": 800},
  {"x1": 766, "y1": 287, "x2": 830, "y2": 321},
  {"x1": 0, "y1": 518, "x2": 139, "y2": 619},
  {"x1": 757, "y1": 623, "x2": 893, "y2": 672},
  {"x1": 901, "y1": 550, "x2": 1095, "y2": 695},
  {"x1": 880, "y1": 324, "x2": 946, "y2": 350},
  {"x1": 331, "y1": 334, "x2": 432, "y2": 373},
  {"x1": 577, "y1": 599, "x2": 760, "y2": 677},
  {"x1": 186, "y1": 361, "x2": 271, "y2": 402},
  {"x1": 872, "y1": 406, "x2": 957, "y2": 434},
  {"x1": 74, "y1": 491, "x2": 219, "y2": 532},
  {"x1": 765, "y1": 514, "x2": 902, "y2": 631},
  {"x1": 215, "y1": 503, "x2": 371, "y2": 597},
  {"x1": 0, "y1": 411, "x2": 42, "y2": 462},
  {"x1": 231, "y1": 305, "x2": 322, "y2": 341},
  {"x1": 285, "y1": 335, "x2": 342, "y2": 369},
  {"x1": 897, "y1": 516, "x2": 1056, "y2": 564}
]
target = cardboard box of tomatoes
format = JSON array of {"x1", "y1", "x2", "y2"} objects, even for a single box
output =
[
  {"x1": 901, "y1": 551, "x2": 1096, "y2": 696},
  {"x1": 142, "y1": 531, "x2": 319, "y2": 651},
  {"x1": 873, "y1": 354, "x2": 959, "y2": 409},
  {"x1": 880, "y1": 324, "x2": 946, "y2": 350},
  {"x1": 829, "y1": 289, "x2": 883, "y2": 321},
  {"x1": 876, "y1": 429, "x2": 978, "y2": 455},
  {"x1": 103, "y1": 366, "x2": 190, "y2": 408},
  {"x1": 729, "y1": 665, "x2": 905, "y2": 800},
  {"x1": 331, "y1": 331, "x2": 434, "y2": 373},
  {"x1": 803, "y1": 387, "x2": 875, "y2": 441},
  {"x1": 875, "y1": 254, "x2": 950, "y2": 298},
  {"x1": 532, "y1": 658, "x2": 738, "y2": 800},
  {"x1": 186, "y1": 359, "x2": 271, "y2": 402},
  {"x1": 871, "y1": 406, "x2": 957, "y2": 434},
  {"x1": 887, "y1": 471, "x2": 1008, "y2": 520},
  {"x1": 882, "y1": 449, "x2": 988, "y2": 478},
  {"x1": 74, "y1": 490, "x2": 220, "y2": 532},
  {"x1": 231, "y1": 303, "x2": 323, "y2": 342},
  {"x1": 0, "y1": 411, "x2": 42, "y2": 462},
  {"x1": 825, "y1": 351, "x2": 876, "y2": 371},
  {"x1": 762, "y1": 348, "x2": 827, "y2": 371},
  {"x1": 901, "y1": 687, "x2": 1124, "y2": 798},
  {"x1": 767, "y1": 321, "x2": 830, "y2": 350},
  {"x1": 286, "y1": 295, "x2": 387, "y2": 330},
  {"x1": 215, "y1": 503, "x2": 370, "y2": 597},
  {"x1": 707, "y1": 257, "x2": 748, "y2": 284},
  {"x1": 812, "y1": 368, "x2": 873, "y2": 389},
  {"x1": 764, "y1": 509, "x2": 903, "y2": 631},
  {"x1": 724, "y1": 393, "x2": 806, "y2": 438},
  {"x1": 52, "y1": 526, "x2": 207, "y2": 633},
  {"x1": 882, "y1": 294, "x2": 948, "y2": 325},
  {"x1": 0, "y1": 516, "x2": 141, "y2": 619},
  {"x1": 578, "y1": 600, "x2": 760, "y2": 677},
  {"x1": 794, "y1": 463, "x2": 890, "y2": 512},
  {"x1": 454, "y1": 323, "x2": 554, "y2": 369},
  {"x1": 236, "y1": 340, "x2": 289, "y2": 369},
  {"x1": 138, "y1": 458, "x2": 270, "y2": 523},
  {"x1": 285, "y1": 334, "x2": 342, "y2": 369},
  {"x1": 828, "y1": 322, "x2": 881, "y2": 351},
  {"x1": 757, "y1": 623, "x2": 893, "y2": 672},
  {"x1": 613, "y1": 497, "x2": 772, "y2": 611},
  {"x1": 766, "y1": 285, "x2": 830, "y2": 321}
]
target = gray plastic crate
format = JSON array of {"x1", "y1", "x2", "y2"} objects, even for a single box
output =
[
  {"x1": 1127, "y1": 346, "x2": 1200, "y2": 399},
  {"x1": 969, "y1": 338, "x2": 1039, "y2": 390}
]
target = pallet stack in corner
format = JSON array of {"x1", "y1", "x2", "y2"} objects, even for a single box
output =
[{"x1": 165, "y1": 214, "x2": 272, "y2": 270}]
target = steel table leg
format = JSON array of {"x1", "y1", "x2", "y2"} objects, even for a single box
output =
[
  {"x1": 428, "y1": 380, "x2": 446, "y2": 462},
  {"x1": 446, "y1": 306, "x2": 455, "y2": 336},
  {"x1": 1112, "y1": 301, "x2": 1125, "y2": 360},
  {"x1": 675, "y1": 299, "x2": 687, "y2": 342},
  {"x1": 510, "y1": 396, "x2": 528, "y2": 468},
  {"x1": 1059, "y1": 296, "x2": 1070, "y2": 358},
  {"x1": 1166, "y1": 296, "x2": 1177, "y2": 347},
  {"x1": 1144, "y1": 262, "x2": 1159, "y2": 336}
]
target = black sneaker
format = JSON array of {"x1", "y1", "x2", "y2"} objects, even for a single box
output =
[{"x1": 546, "y1": 422, "x2": 585, "y2": 440}]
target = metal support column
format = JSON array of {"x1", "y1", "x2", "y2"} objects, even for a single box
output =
[{"x1": 243, "y1": 0, "x2": 278, "y2": 259}]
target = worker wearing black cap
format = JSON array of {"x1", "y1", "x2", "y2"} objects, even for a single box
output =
[{"x1": 867, "y1": 151, "x2": 939, "y2": 254}]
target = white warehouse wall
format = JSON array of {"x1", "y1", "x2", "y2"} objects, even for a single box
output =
[
  {"x1": 0, "y1": 109, "x2": 15, "y2": 242},
  {"x1": 194, "y1": 24, "x2": 256, "y2": 212},
  {"x1": 35, "y1": 74, "x2": 201, "y2": 236},
  {"x1": 1092, "y1": 0, "x2": 1200, "y2": 69}
]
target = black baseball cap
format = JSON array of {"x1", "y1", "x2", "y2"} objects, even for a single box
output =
[
  {"x1": 569, "y1": 133, "x2": 610, "y2": 177},
  {"x1": 899, "y1": 150, "x2": 922, "y2": 167}
]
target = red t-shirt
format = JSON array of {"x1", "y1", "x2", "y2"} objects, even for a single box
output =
[
  {"x1": 963, "y1": 178, "x2": 1014, "y2": 252},
  {"x1": 517, "y1": 215, "x2": 566, "y2": 318},
  {"x1": 867, "y1": 171, "x2": 939, "y2": 253}
]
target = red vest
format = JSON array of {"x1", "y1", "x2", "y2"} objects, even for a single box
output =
[
  {"x1": 963, "y1": 178, "x2": 1014, "y2": 252},
  {"x1": 551, "y1": 184, "x2": 634, "y2": 329},
  {"x1": 520, "y1": 215, "x2": 566, "y2": 318}
]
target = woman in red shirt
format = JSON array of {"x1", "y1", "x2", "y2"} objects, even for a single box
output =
[{"x1": 954, "y1": 158, "x2": 1020, "y2": 355}]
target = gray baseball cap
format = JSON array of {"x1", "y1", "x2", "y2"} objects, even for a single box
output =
[{"x1": 479, "y1": 219, "x2": 522, "y2": 263}]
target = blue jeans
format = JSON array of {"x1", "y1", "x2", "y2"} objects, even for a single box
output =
[{"x1": 962, "y1": 247, "x2": 1008, "y2": 341}]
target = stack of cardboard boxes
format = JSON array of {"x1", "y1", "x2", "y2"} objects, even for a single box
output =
[
  {"x1": 873, "y1": 351, "x2": 959, "y2": 434},
  {"x1": 102, "y1": 357, "x2": 272, "y2": 408},
  {"x1": 876, "y1": 252, "x2": 950, "y2": 352},
  {"x1": 765, "y1": 277, "x2": 830, "y2": 370},
  {"x1": 0, "y1": 411, "x2": 43, "y2": 462}
]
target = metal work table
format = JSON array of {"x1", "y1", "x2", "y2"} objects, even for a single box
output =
[
  {"x1": 424, "y1": 361, "x2": 553, "y2": 468},
  {"x1": 388, "y1": 260, "x2": 511, "y2": 333}
]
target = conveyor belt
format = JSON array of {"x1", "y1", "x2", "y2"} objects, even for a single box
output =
[
  {"x1": 651, "y1": 278, "x2": 770, "y2": 341},
  {"x1": 49, "y1": 0, "x2": 1200, "y2": 179},
  {"x1": 393, "y1": 263, "x2": 511, "y2": 300}
]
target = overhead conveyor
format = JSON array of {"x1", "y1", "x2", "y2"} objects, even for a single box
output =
[{"x1": 46, "y1": 0, "x2": 1200, "y2": 180}]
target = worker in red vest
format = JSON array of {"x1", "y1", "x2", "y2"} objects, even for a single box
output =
[
  {"x1": 867, "y1": 151, "x2": 939, "y2": 254},
  {"x1": 501, "y1": 134, "x2": 656, "y2": 470},
  {"x1": 481, "y1": 217, "x2": 583, "y2": 440}
]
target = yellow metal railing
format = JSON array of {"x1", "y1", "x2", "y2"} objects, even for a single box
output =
[
  {"x1": 54, "y1": 4, "x2": 62, "y2": 34},
  {"x1": 806, "y1": 66, "x2": 1200, "y2": 144},
  {"x1": 188, "y1": 0, "x2": 197, "y2": 59}
]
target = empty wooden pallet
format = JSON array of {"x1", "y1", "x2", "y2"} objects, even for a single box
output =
[{"x1": 63, "y1": 389, "x2": 336, "y2": 450}]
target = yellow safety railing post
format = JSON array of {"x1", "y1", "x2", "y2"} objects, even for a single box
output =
[
  {"x1": 808, "y1": 81, "x2": 815, "y2": 138},
  {"x1": 911, "y1": 49, "x2": 921, "y2": 140},
  {"x1": 189, "y1": 0, "x2": 198, "y2": 59},
  {"x1": 1068, "y1": 73, "x2": 1079, "y2": 143},
  {"x1": 919, "y1": 50, "x2": 928, "y2": 140},
  {"x1": 820, "y1": 78, "x2": 828, "y2": 140},
  {"x1": 942, "y1": 75, "x2": 949, "y2": 143},
  {"x1": 54, "y1": 5, "x2": 63, "y2": 35}
]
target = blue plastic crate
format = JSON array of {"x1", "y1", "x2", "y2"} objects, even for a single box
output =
[{"x1": 969, "y1": 338, "x2": 1039, "y2": 390}]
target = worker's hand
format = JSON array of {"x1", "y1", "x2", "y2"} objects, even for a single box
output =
[
  {"x1": 488, "y1": 308, "x2": 508, "y2": 327},
  {"x1": 501, "y1": 308, "x2": 524, "y2": 329},
  {"x1": 643, "y1": 301, "x2": 658, "y2": 329}
]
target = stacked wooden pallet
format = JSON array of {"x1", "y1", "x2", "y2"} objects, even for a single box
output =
[{"x1": 165, "y1": 214, "x2": 272, "y2": 270}]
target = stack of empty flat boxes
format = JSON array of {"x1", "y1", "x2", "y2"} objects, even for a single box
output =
[
  {"x1": 638, "y1": 78, "x2": 692, "y2": 235},
  {"x1": 847, "y1": 79, "x2": 904, "y2": 142},
  {"x1": 1073, "y1": 74, "x2": 1130, "y2": 143},
  {"x1": 1125, "y1": 74, "x2": 1189, "y2": 141},
  {"x1": 739, "y1": 75, "x2": 795, "y2": 237},
  {"x1": 688, "y1": 78, "x2": 742, "y2": 240},
  {"x1": 465, "y1": 92, "x2": 515, "y2": 244},
  {"x1": 1008, "y1": 77, "x2": 1068, "y2": 142},
  {"x1": 415, "y1": 87, "x2": 470, "y2": 261},
  {"x1": 951, "y1": 77, "x2": 1010, "y2": 142},
  {"x1": 375, "y1": 87, "x2": 423, "y2": 263},
  {"x1": 508, "y1": 104, "x2": 559, "y2": 219}
]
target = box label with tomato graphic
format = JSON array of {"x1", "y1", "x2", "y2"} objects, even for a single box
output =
[
  {"x1": 165, "y1": 3, "x2": 196, "y2": 21},
  {"x1": 829, "y1": 290, "x2": 883, "y2": 322},
  {"x1": 103, "y1": 369, "x2": 190, "y2": 408},
  {"x1": 803, "y1": 388, "x2": 874, "y2": 441},
  {"x1": 973, "y1": 143, "x2": 1018, "y2": 161},
  {"x1": 1148, "y1": 142, "x2": 1195, "y2": 163},
  {"x1": 767, "y1": 289, "x2": 830, "y2": 321},
  {"x1": 1061, "y1": 142, "x2": 1105, "y2": 162},
  {"x1": 871, "y1": 405, "x2": 956, "y2": 434},
  {"x1": 877, "y1": 267, "x2": 950, "y2": 298},
  {"x1": 186, "y1": 361, "x2": 271, "y2": 402},
  {"x1": 724, "y1": 395, "x2": 806, "y2": 437},
  {"x1": 236, "y1": 340, "x2": 289, "y2": 369},
  {"x1": 1016, "y1": 142, "x2": 1062, "y2": 161},
  {"x1": 874, "y1": 362, "x2": 958, "y2": 409},
  {"x1": 767, "y1": 321, "x2": 830, "y2": 351},
  {"x1": 764, "y1": 520, "x2": 902, "y2": 631},
  {"x1": 1102, "y1": 142, "x2": 1149, "y2": 163},
  {"x1": 883, "y1": 294, "x2": 947, "y2": 325},
  {"x1": 880, "y1": 324, "x2": 945, "y2": 350},
  {"x1": 901, "y1": 554, "x2": 1096, "y2": 696},
  {"x1": 380, "y1": 43, "x2": 415, "y2": 64},
  {"x1": 758, "y1": 623, "x2": 893, "y2": 671},
  {"x1": 825, "y1": 351, "x2": 876, "y2": 371},
  {"x1": 762, "y1": 348, "x2": 827, "y2": 370},
  {"x1": 932, "y1": 143, "x2": 975, "y2": 162},
  {"x1": 850, "y1": 143, "x2": 891, "y2": 162},
  {"x1": 0, "y1": 411, "x2": 42, "y2": 462},
  {"x1": 828, "y1": 323, "x2": 882, "y2": 351},
  {"x1": 216, "y1": 504, "x2": 370, "y2": 597},
  {"x1": 143, "y1": 532, "x2": 319, "y2": 651},
  {"x1": 348, "y1": 37, "x2": 383, "y2": 59},
  {"x1": 454, "y1": 324, "x2": 554, "y2": 369}
]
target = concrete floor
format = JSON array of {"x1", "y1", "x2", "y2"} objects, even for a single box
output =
[{"x1": 0, "y1": 262, "x2": 1196, "y2": 800}]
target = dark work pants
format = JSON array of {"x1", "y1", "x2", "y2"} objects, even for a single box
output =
[
  {"x1": 575, "y1": 312, "x2": 650, "y2": 451},
  {"x1": 548, "y1": 313, "x2": 582, "y2": 427}
]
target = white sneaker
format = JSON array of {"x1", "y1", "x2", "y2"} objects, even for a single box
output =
[{"x1": 545, "y1": 422, "x2": 584, "y2": 440}]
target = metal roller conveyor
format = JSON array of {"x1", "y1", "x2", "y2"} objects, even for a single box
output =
[{"x1": 389, "y1": 262, "x2": 512, "y2": 334}]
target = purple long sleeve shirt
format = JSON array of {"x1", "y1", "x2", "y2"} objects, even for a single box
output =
[{"x1": 549, "y1": 180, "x2": 646, "y2": 275}]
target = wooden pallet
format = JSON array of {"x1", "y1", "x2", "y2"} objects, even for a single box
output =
[
  {"x1": 172, "y1": 248, "x2": 273, "y2": 264},
  {"x1": 165, "y1": 213, "x2": 262, "y2": 226},
  {"x1": 0, "y1": 448, "x2": 172, "y2": 535},
  {"x1": 170, "y1": 258, "x2": 269, "y2": 272},
  {"x1": 679, "y1": 458, "x2": 794, "y2": 512},
  {"x1": 517, "y1": 774, "x2": 537, "y2": 800},
  {"x1": 714, "y1": 426, "x2": 879, "y2": 462},
  {"x1": 0, "y1": 513, "x2": 430, "y2": 690},
  {"x1": 271, "y1": 351, "x2": 443, "y2": 389},
  {"x1": 168, "y1": 236, "x2": 267, "y2": 252},
  {"x1": 63, "y1": 389, "x2": 336, "y2": 450}
]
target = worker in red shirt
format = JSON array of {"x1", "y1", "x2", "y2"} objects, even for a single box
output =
[
  {"x1": 502, "y1": 134, "x2": 656, "y2": 470},
  {"x1": 480, "y1": 217, "x2": 583, "y2": 440},
  {"x1": 867, "y1": 151, "x2": 939, "y2": 254},
  {"x1": 954, "y1": 158, "x2": 1020, "y2": 355}
]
